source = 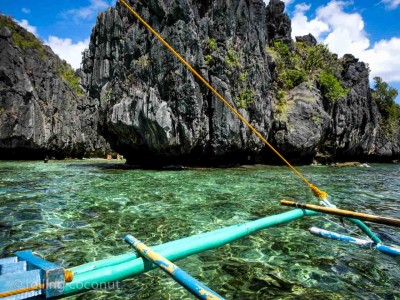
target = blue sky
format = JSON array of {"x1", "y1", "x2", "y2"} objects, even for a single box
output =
[{"x1": 0, "y1": 0, "x2": 399, "y2": 102}]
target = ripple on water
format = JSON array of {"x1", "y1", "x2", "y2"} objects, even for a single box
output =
[{"x1": 0, "y1": 161, "x2": 399, "y2": 299}]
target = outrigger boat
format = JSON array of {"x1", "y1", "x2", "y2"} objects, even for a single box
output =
[
  {"x1": 1, "y1": 1, "x2": 399, "y2": 299},
  {"x1": 0, "y1": 202, "x2": 399, "y2": 299}
]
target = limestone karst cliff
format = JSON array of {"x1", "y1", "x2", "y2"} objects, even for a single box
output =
[
  {"x1": 80, "y1": 0, "x2": 399, "y2": 165},
  {"x1": 0, "y1": 15, "x2": 109, "y2": 159},
  {"x1": 1, "y1": 0, "x2": 399, "y2": 164}
]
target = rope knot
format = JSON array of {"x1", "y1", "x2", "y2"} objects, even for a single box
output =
[
  {"x1": 65, "y1": 269, "x2": 74, "y2": 283},
  {"x1": 309, "y1": 184, "x2": 328, "y2": 200}
]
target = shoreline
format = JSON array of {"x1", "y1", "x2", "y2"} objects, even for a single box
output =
[{"x1": 0, "y1": 158, "x2": 397, "y2": 170}]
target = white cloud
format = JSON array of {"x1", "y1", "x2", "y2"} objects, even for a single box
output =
[
  {"x1": 65, "y1": 0, "x2": 113, "y2": 21},
  {"x1": 382, "y1": 0, "x2": 400, "y2": 10},
  {"x1": 282, "y1": 0, "x2": 295, "y2": 6},
  {"x1": 317, "y1": 1, "x2": 370, "y2": 56},
  {"x1": 12, "y1": 19, "x2": 86, "y2": 70},
  {"x1": 291, "y1": 1, "x2": 400, "y2": 84},
  {"x1": 21, "y1": 8, "x2": 31, "y2": 14},
  {"x1": 292, "y1": 1, "x2": 369, "y2": 56},
  {"x1": 16, "y1": 19, "x2": 38, "y2": 36},
  {"x1": 360, "y1": 38, "x2": 400, "y2": 82},
  {"x1": 291, "y1": 3, "x2": 329, "y2": 39},
  {"x1": 45, "y1": 36, "x2": 89, "y2": 70}
]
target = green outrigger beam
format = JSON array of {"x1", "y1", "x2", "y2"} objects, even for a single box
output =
[
  {"x1": 64, "y1": 209, "x2": 319, "y2": 295},
  {"x1": 63, "y1": 208, "x2": 384, "y2": 296},
  {"x1": 0, "y1": 207, "x2": 389, "y2": 299}
]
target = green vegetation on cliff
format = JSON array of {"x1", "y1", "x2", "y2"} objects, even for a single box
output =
[
  {"x1": 207, "y1": 38, "x2": 217, "y2": 51},
  {"x1": 225, "y1": 49, "x2": 242, "y2": 69},
  {"x1": 0, "y1": 15, "x2": 83, "y2": 97},
  {"x1": 224, "y1": 41, "x2": 255, "y2": 109},
  {"x1": 318, "y1": 71, "x2": 348, "y2": 103},
  {"x1": 57, "y1": 62, "x2": 83, "y2": 97},
  {"x1": 134, "y1": 54, "x2": 150, "y2": 69},
  {"x1": 202, "y1": 37, "x2": 255, "y2": 109},
  {"x1": 203, "y1": 38, "x2": 218, "y2": 65},
  {"x1": 267, "y1": 41, "x2": 348, "y2": 103},
  {"x1": 372, "y1": 77, "x2": 399, "y2": 138},
  {"x1": 0, "y1": 14, "x2": 47, "y2": 58}
]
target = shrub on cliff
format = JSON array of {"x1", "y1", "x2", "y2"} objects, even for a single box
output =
[
  {"x1": 267, "y1": 41, "x2": 304, "y2": 90},
  {"x1": 0, "y1": 14, "x2": 47, "y2": 58},
  {"x1": 318, "y1": 71, "x2": 349, "y2": 103},
  {"x1": 57, "y1": 62, "x2": 83, "y2": 97},
  {"x1": 296, "y1": 43, "x2": 340, "y2": 75},
  {"x1": 267, "y1": 40, "x2": 348, "y2": 103}
]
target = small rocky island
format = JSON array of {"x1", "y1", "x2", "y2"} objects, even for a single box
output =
[{"x1": 0, "y1": 0, "x2": 399, "y2": 165}]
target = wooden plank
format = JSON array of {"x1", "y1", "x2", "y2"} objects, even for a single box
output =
[
  {"x1": 16, "y1": 251, "x2": 59, "y2": 271},
  {"x1": 0, "y1": 257, "x2": 17, "y2": 266},
  {"x1": 16, "y1": 250, "x2": 65, "y2": 298},
  {"x1": 0, "y1": 261, "x2": 27, "y2": 275},
  {"x1": 0, "y1": 269, "x2": 43, "y2": 299},
  {"x1": 125, "y1": 235, "x2": 226, "y2": 300}
]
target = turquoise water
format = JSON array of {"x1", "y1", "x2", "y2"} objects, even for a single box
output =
[{"x1": 0, "y1": 160, "x2": 399, "y2": 299}]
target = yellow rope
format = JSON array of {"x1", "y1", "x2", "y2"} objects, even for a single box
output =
[
  {"x1": 0, "y1": 284, "x2": 45, "y2": 298},
  {"x1": 0, "y1": 269, "x2": 73, "y2": 298},
  {"x1": 117, "y1": 0, "x2": 328, "y2": 200}
]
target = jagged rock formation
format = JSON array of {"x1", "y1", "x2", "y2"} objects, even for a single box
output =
[
  {"x1": 82, "y1": 0, "x2": 285, "y2": 165},
  {"x1": 0, "y1": 16, "x2": 109, "y2": 159},
  {"x1": 295, "y1": 34, "x2": 317, "y2": 46},
  {"x1": 272, "y1": 50, "x2": 400, "y2": 163},
  {"x1": 270, "y1": 82, "x2": 331, "y2": 163},
  {"x1": 266, "y1": 0, "x2": 292, "y2": 46},
  {"x1": 326, "y1": 54, "x2": 400, "y2": 161},
  {"x1": 81, "y1": 0, "x2": 399, "y2": 165}
]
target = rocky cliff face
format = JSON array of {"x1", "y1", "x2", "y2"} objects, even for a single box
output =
[
  {"x1": 271, "y1": 51, "x2": 400, "y2": 164},
  {"x1": 0, "y1": 16, "x2": 109, "y2": 159},
  {"x1": 82, "y1": 0, "x2": 286, "y2": 165},
  {"x1": 81, "y1": 0, "x2": 399, "y2": 165},
  {"x1": 330, "y1": 55, "x2": 400, "y2": 161}
]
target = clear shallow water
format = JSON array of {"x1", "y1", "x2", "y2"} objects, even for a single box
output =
[{"x1": 0, "y1": 160, "x2": 399, "y2": 299}]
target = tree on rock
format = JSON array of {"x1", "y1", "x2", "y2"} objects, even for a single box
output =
[{"x1": 372, "y1": 77, "x2": 399, "y2": 138}]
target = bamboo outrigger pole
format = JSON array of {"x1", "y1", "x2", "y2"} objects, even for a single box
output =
[
  {"x1": 280, "y1": 200, "x2": 400, "y2": 228},
  {"x1": 309, "y1": 227, "x2": 400, "y2": 256},
  {"x1": 124, "y1": 235, "x2": 225, "y2": 300}
]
